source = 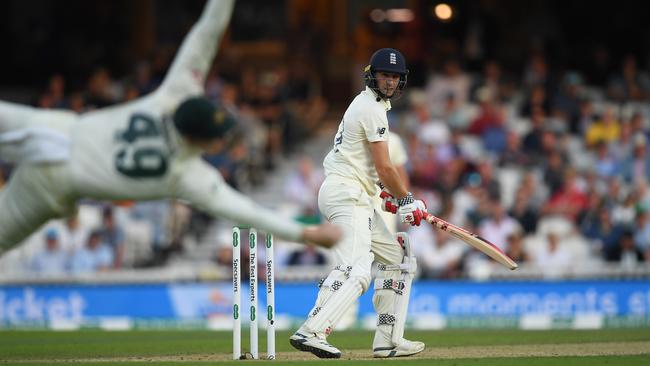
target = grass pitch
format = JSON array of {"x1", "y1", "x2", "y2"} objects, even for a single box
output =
[{"x1": 1, "y1": 329, "x2": 649, "y2": 365}]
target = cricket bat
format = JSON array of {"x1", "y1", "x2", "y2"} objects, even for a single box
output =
[
  {"x1": 422, "y1": 212, "x2": 518, "y2": 270},
  {"x1": 378, "y1": 189, "x2": 518, "y2": 270}
]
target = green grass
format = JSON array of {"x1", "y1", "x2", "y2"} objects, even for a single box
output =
[
  {"x1": 1, "y1": 329, "x2": 649, "y2": 365},
  {"x1": 5, "y1": 357, "x2": 650, "y2": 366}
]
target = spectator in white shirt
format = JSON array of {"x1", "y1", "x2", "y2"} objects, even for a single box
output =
[
  {"x1": 284, "y1": 156, "x2": 324, "y2": 217},
  {"x1": 478, "y1": 199, "x2": 521, "y2": 252},
  {"x1": 534, "y1": 232, "x2": 572, "y2": 279},
  {"x1": 409, "y1": 224, "x2": 465, "y2": 278},
  {"x1": 59, "y1": 212, "x2": 88, "y2": 253}
]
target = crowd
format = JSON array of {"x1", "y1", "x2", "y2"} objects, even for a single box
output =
[
  {"x1": 26, "y1": 207, "x2": 123, "y2": 276},
  {"x1": 390, "y1": 51, "x2": 650, "y2": 279}
]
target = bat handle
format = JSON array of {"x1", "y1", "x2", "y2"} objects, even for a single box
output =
[{"x1": 422, "y1": 212, "x2": 435, "y2": 225}]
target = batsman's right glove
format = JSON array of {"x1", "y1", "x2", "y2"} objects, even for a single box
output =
[{"x1": 397, "y1": 192, "x2": 426, "y2": 226}]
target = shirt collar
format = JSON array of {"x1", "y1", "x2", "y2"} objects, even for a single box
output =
[{"x1": 362, "y1": 86, "x2": 392, "y2": 111}]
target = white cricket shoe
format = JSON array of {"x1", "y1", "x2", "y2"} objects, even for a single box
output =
[
  {"x1": 289, "y1": 331, "x2": 342, "y2": 359},
  {"x1": 373, "y1": 339, "x2": 425, "y2": 358}
]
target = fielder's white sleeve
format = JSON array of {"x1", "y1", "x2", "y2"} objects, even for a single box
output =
[
  {"x1": 157, "y1": 0, "x2": 235, "y2": 99},
  {"x1": 176, "y1": 159, "x2": 304, "y2": 242}
]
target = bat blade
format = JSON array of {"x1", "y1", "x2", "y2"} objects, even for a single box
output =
[{"x1": 423, "y1": 213, "x2": 518, "y2": 270}]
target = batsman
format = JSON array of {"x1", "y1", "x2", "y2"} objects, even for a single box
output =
[{"x1": 290, "y1": 48, "x2": 426, "y2": 358}]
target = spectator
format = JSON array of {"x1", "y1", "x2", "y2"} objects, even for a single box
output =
[
  {"x1": 542, "y1": 149, "x2": 567, "y2": 196},
  {"x1": 534, "y1": 232, "x2": 571, "y2": 279},
  {"x1": 505, "y1": 230, "x2": 530, "y2": 263},
  {"x1": 439, "y1": 92, "x2": 471, "y2": 131},
  {"x1": 551, "y1": 72, "x2": 584, "y2": 134},
  {"x1": 470, "y1": 60, "x2": 514, "y2": 104},
  {"x1": 477, "y1": 199, "x2": 520, "y2": 252},
  {"x1": 59, "y1": 211, "x2": 88, "y2": 253},
  {"x1": 475, "y1": 159, "x2": 501, "y2": 201},
  {"x1": 577, "y1": 98, "x2": 597, "y2": 136},
  {"x1": 410, "y1": 141, "x2": 442, "y2": 189},
  {"x1": 609, "y1": 120, "x2": 633, "y2": 164},
  {"x1": 98, "y1": 206, "x2": 125, "y2": 268},
  {"x1": 284, "y1": 156, "x2": 324, "y2": 217},
  {"x1": 593, "y1": 142, "x2": 619, "y2": 179},
  {"x1": 581, "y1": 207, "x2": 627, "y2": 260},
  {"x1": 204, "y1": 133, "x2": 249, "y2": 189},
  {"x1": 585, "y1": 104, "x2": 621, "y2": 147},
  {"x1": 133, "y1": 61, "x2": 158, "y2": 96},
  {"x1": 522, "y1": 107, "x2": 547, "y2": 157},
  {"x1": 611, "y1": 192, "x2": 637, "y2": 227},
  {"x1": 522, "y1": 52, "x2": 554, "y2": 95},
  {"x1": 69, "y1": 230, "x2": 114, "y2": 274},
  {"x1": 426, "y1": 58, "x2": 471, "y2": 116},
  {"x1": 499, "y1": 131, "x2": 531, "y2": 167},
  {"x1": 30, "y1": 229, "x2": 68, "y2": 275},
  {"x1": 509, "y1": 187, "x2": 539, "y2": 234},
  {"x1": 286, "y1": 246, "x2": 327, "y2": 266},
  {"x1": 45, "y1": 74, "x2": 67, "y2": 109},
  {"x1": 520, "y1": 84, "x2": 551, "y2": 118},
  {"x1": 621, "y1": 134, "x2": 650, "y2": 184},
  {"x1": 130, "y1": 200, "x2": 171, "y2": 256},
  {"x1": 607, "y1": 230, "x2": 643, "y2": 267},
  {"x1": 629, "y1": 111, "x2": 650, "y2": 143},
  {"x1": 633, "y1": 211, "x2": 650, "y2": 262},
  {"x1": 542, "y1": 167, "x2": 588, "y2": 222},
  {"x1": 85, "y1": 67, "x2": 121, "y2": 109},
  {"x1": 409, "y1": 224, "x2": 465, "y2": 279},
  {"x1": 607, "y1": 54, "x2": 650, "y2": 102},
  {"x1": 467, "y1": 87, "x2": 506, "y2": 140}
]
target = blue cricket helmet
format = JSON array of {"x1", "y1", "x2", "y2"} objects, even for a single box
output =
[{"x1": 364, "y1": 48, "x2": 409, "y2": 100}]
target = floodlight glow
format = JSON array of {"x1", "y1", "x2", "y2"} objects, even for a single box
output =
[
  {"x1": 370, "y1": 9, "x2": 386, "y2": 23},
  {"x1": 434, "y1": 4, "x2": 453, "y2": 20},
  {"x1": 387, "y1": 9, "x2": 414, "y2": 22}
]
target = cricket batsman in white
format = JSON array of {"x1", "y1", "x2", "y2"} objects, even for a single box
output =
[
  {"x1": 0, "y1": 0, "x2": 341, "y2": 251},
  {"x1": 289, "y1": 48, "x2": 426, "y2": 358}
]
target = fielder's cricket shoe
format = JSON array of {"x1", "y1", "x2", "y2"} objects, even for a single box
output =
[
  {"x1": 289, "y1": 331, "x2": 342, "y2": 359},
  {"x1": 373, "y1": 339, "x2": 425, "y2": 358}
]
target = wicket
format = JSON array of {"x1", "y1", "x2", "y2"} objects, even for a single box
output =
[{"x1": 232, "y1": 227, "x2": 275, "y2": 360}]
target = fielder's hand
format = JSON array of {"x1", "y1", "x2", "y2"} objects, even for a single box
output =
[
  {"x1": 301, "y1": 223, "x2": 342, "y2": 248},
  {"x1": 396, "y1": 192, "x2": 426, "y2": 226}
]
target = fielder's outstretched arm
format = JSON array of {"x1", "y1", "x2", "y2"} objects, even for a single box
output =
[
  {"x1": 157, "y1": 0, "x2": 235, "y2": 99},
  {"x1": 176, "y1": 160, "x2": 340, "y2": 248}
]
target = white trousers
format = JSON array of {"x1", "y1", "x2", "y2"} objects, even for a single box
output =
[{"x1": 318, "y1": 176, "x2": 403, "y2": 267}]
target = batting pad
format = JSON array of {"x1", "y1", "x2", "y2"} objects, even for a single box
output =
[
  {"x1": 373, "y1": 232, "x2": 416, "y2": 348},
  {"x1": 304, "y1": 253, "x2": 374, "y2": 335},
  {"x1": 306, "y1": 267, "x2": 350, "y2": 321}
]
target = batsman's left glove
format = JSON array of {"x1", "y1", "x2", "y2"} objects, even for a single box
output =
[{"x1": 379, "y1": 189, "x2": 398, "y2": 214}]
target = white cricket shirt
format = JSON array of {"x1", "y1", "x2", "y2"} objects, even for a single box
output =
[{"x1": 323, "y1": 87, "x2": 391, "y2": 196}]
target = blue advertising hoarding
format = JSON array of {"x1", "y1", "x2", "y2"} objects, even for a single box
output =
[{"x1": 1, "y1": 280, "x2": 649, "y2": 326}]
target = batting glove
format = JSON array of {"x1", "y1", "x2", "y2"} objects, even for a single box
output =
[
  {"x1": 397, "y1": 192, "x2": 426, "y2": 226},
  {"x1": 379, "y1": 189, "x2": 398, "y2": 214}
]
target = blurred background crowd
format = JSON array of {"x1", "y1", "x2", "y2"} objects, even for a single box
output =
[{"x1": 1, "y1": 0, "x2": 650, "y2": 280}]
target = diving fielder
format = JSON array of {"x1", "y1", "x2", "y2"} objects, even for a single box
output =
[
  {"x1": 289, "y1": 48, "x2": 426, "y2": 358},
  {"x1": 0, "y1": 0, "x2": 341, "y2": 251}
]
